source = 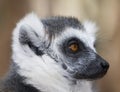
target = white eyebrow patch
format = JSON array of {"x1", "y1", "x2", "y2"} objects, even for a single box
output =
[{"x1": 54, "y1": 26, "x2": 97, "y2": 52}]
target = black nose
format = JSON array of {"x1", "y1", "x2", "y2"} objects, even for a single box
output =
[
  {"x1": 100, "y1": 61, "x2": 109, "y2": 70},
  {"x1": 96, "y1": 54, "x2": 109, "y2": 70}
]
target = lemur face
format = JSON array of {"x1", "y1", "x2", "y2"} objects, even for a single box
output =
[
  {"x1": 12, "y1": 13, "x2": 109, "y2": 83},
  {"x1": 51, "y1": 32, "x2": 109, "y2": 79},
  {"x1": 41, "y1": 16, "x2": 109, "y2": 80}
]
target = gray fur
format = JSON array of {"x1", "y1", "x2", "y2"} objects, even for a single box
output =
[{"x1": 0, "y1": 62, "x2": 40, "y2": 92}]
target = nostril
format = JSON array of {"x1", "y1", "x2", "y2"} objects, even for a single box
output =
[{"x1": 100, "y1": 62, "x2": 109, "y2": 70}]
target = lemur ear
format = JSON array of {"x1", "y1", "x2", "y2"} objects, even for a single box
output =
[
  {"x1": 83, "y1": 21, "x2": 98, "y2": 37},
  {"x1": 12, "y1": 13, "x2": 48, "y2": 55},
  {"x1": 13, "y1": 13, "x2": 46, "y2": 47},
  {"x1": 19, "y1": 25, "x2": 41, "y2": 46}
]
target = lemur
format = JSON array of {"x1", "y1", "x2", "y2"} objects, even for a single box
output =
[{"x1": 0, "y1": 13, "x2": 109, "y2": 92}]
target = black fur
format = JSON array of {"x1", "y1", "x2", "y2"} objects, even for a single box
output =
[
  {"x1": 27, "y1": 41, "x2": 44, "y2": 56},
  {"x1": 42, "y1": 16, "x2": 83, "y2": 36}
]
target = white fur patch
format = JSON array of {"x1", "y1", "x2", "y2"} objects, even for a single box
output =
[{"x1": 83, "y1": 21, "x2": 98, "y2": 37}]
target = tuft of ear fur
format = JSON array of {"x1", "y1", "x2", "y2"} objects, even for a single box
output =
[
  {"x1": 18, "y1": 12, "x2": 45, "y2": 37},
  {"x1": 13, "y1": 12, "x2": 45, "y2": 44},
  {"x1": 83, "y1": 21, "x2": 98, "y2": 37}
]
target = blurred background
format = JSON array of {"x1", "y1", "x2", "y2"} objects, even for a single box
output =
[{"x1": 0, "y1": 0, "x2": 120, "y2": 92}]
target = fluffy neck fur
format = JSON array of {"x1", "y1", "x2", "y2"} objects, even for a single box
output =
[
  {"x1": 2, "y1": 67, "x2": 94, "y2": 92},
  {"x1": 10, "y1": 45, "x2": 94, "y2": 92}
]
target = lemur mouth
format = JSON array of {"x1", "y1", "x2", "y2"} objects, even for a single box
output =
[{"x1": 72, "y1": 68, "x2": 108, "y2": 80}]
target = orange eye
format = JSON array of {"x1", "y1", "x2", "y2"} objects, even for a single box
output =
[{"x1": 69, "y1": 43, "x2": 79, "y2": 52}]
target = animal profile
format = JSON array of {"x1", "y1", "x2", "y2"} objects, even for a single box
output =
[{"x1": 0, "y1": 13, "x2": 109, "y2": 92}]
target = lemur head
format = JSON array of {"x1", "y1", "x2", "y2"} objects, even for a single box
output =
[{"x1": 12, "y1": 13, "x2": 109, "y2": 85}]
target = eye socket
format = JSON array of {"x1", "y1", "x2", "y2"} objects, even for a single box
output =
[{"x1": 63, "y1": 38, "x2": 86, "y2": 57}]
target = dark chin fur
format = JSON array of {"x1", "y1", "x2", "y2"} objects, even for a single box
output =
[{"x1": 71, "y1": 69, "x2": 108, "y2": 80}]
